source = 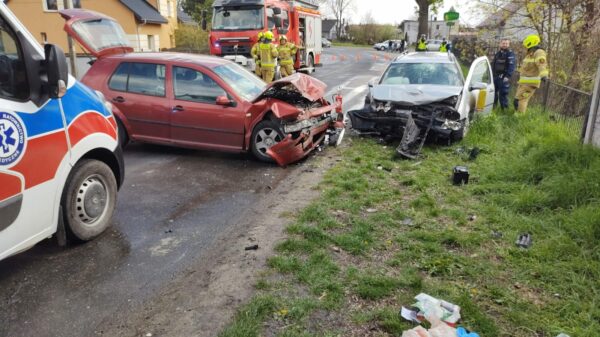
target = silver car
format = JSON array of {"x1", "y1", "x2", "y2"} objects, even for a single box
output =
[{"x1": 349, "y1": 52, "x2": 495, "y2": 143}]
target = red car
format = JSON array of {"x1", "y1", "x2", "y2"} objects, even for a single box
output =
[{"x1": 59, "y1": 9, "x2": 344, "y2": 166}]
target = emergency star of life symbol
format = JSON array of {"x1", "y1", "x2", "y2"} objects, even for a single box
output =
[{"x1": 0, "y1": 112, "x2": 26, "y2": 167}]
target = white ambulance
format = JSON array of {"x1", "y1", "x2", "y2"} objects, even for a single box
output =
[{"x1": 0, "y1": 3, "x2": 123, "y2": 261}]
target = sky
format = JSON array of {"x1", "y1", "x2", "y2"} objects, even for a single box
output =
[{"x1": 321, "y1": 0, "x2": 480, "y2": 27}]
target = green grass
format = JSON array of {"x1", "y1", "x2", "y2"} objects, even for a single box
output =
[
  {"x1": 220, "y1": 107, "x2": 600, "y2": 337},
  {"x1": 331, "y1": 41, "x2": 373, "y2": 48}
]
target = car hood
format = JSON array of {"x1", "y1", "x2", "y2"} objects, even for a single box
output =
[
  {"x1": 371, "y1": 84, "x2": 462, "y2": 106},
  {"x1": 254, "y1": 73, "x2": 326, "y2": 103}
]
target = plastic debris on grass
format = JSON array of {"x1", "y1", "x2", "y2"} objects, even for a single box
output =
[{"x1": 400, "y1": 293, "x2": 473, "y2": 337}]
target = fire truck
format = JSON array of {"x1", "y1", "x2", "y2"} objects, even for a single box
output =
[{"x1": 209, "y1": 0, "x2": 323, "y2": 74}]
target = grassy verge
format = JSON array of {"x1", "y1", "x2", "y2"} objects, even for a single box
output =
[
  {"x1": 220, "y1": 107, "x2": 600, "y2": 337},
  {"x1": 331, "y1": 41, "x2": 373, "y2": 48}
]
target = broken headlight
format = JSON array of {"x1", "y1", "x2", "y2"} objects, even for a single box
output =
[{"x1": 371, "y1": 100, "x2": 392, "y2": 113}]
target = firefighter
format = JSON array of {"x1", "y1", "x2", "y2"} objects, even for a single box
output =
[
  {"x1": 251, "y1": 32, "x2": 263, "y2": 77},
  {"x1": 259, "y1": 31, "x2": 278, "y2": 83},
  {"x1": 492, "y1": 38, "x2": 516, "y2": 110},
  {"x1": 278, "y1": 35, "x2": 297, "y2": 78},
  {"x1": 514, "y1": 34, "x2": 549, "y2": 113},
  {"x1": 416, "y1": 34, "x2": 428, "y2": 52},
  {"x1": 439, "y1": 38, "x2": 449, "y2": 52}
]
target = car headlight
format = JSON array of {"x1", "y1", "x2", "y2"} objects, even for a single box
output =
[
  {"x1": 95, "y1": 90, "x2": 113, "y2": 114},
  {"x1": 376, "y1": 101, "x2": 392, "y2": 113}
]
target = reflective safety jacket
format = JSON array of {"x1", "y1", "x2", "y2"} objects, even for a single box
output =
[
  {"x1": 251, "y1": 43, "x2": 260, "y2": 61},
  {"x1": 259, "y1": 42, "x2": 278, "y2": 68},
  {"x1": 278, "y1": 42, "x2": 297, "y2": 65},
  {"x1": 439, "y1": 42, "x2": 447, "y2": 52},
  {"x1": 518, "y1": 48, "x2": 549, "y2": 87},
  {"x1": 416, "y1": 38, "x2": 427, "y2": 51}
]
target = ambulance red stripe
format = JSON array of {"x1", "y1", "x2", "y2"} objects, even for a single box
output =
[{"x1": 0, "y1": 173, "x2": 22, "y2": 202}]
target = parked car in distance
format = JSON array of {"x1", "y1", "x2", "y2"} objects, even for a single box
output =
[
  {"x1": 59, "y1": 9, "x2": 345, "y2": 167},
  {"x1": 373, "y1": 40, "x2": 390, "y2": 51},
  {"x1": 322, "y1": 38, "x2": 332, "y2": 48},
  {"x1": 427, "y1": 39, "x2": 443, "y2": 51},
  {"x1": 349, "y1": 52, "x2": 494, "y2": 142}
]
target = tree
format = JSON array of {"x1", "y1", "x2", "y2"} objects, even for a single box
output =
[
  {"x1": 179, "y1": 0, "x2": 214, "y2": 25},
  {"x1": 321, "y1": 0, "x2": 355, "y2": 40},
  {"x1": 414, "y1": 0, "x2": 443, "y2": 37}
]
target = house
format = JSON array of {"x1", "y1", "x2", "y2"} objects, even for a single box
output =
[
  {"x1": 321, "y1": 18, "x2": 347, "y2": 40},
  {"x1": 399, "y1": 19, "x2": 459, "y2": 44},
  {"x1": 6, "y1": 0, "x2": 179, "y2": 53},
  {"x1": 476, "y1": 3, "x2": 537, "y2": 45}
]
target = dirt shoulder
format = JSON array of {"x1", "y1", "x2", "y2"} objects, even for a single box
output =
[{"x1": 94, "y1": 148, "x2": 343, "y2": 337}]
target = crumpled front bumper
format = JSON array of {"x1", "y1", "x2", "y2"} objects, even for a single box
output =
[
  {"x1": 348, "y1": 108, "x2": 457, "y2": 138},
  {"x1": 267, "y1": 119, "x2": 344, "y2": 167}
]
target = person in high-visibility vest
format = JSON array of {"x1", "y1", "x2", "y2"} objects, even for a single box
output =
[
  {"x1": 439, "y1": 38, "x2": 449, "y2": 52},
  {"x1": 259, "y1": 31, "x2": 278, "y2": 83},
  {"x1": 416, "y1": 34, "x2": 428, "y2": 52},
  {"x1": 251, "y1": 32, "x2": 264, "y2": 77},
  {"x1": 514, "y1": 34, "x2": 549, "y2": 113},
  {"x1": 278, "y1": 35, "x2": 297, "y2": 78}
]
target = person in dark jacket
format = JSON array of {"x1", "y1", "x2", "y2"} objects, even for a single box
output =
[{"x1": 492, "y1": 38, "x2": 516, "y2": 109}]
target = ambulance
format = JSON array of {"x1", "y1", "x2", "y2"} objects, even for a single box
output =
[{"x1": 0, "y1": 3, "x2": 123, "y2": 261}]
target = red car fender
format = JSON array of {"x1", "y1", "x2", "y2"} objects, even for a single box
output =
[{"x1": 109, "y1": 106, "x2": 133, "y2": 139}]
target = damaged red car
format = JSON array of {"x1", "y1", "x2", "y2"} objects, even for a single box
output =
[{"x1": 59, "y1": 9, "x2": 344, "y2": 166}]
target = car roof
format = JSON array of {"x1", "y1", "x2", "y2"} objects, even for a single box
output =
[
  {"x1": 392, "y1": 52, "x2": 455, "y2": 64},
  {"x1": 102, "y1": 52, "x2": 231, "y2": 68}
]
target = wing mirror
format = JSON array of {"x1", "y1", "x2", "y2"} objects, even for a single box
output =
[
  {"x1": 44, "y1": 44, "x2": 69, "y2": 98},
  {"x1": 368, "y1": 79, "x2": 376, "y2": 88},
  {"x1": 272, "y1": 7, "x2": 282, "y2": 15},
  {"x1": 469, "y1": 82, "x2": 487, "y2": 91},
  {"x1": 216, "y1": 95, "x2": 234, "y2": 107}
]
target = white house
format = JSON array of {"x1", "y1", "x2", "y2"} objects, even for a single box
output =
[
  {"x1": 476, "y1": 3, "x2": 541, "y2": 45},
  {"x1": 399, "y1": 19, "x2": 458, "y2": 44}
]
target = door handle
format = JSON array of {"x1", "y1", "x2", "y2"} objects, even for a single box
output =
[
  {"x1": 112, "y1": 96, "x2": 125, "y2": 103},
  {"x1": 172, "y1": 105, "x2": 184, "y2": 112}
]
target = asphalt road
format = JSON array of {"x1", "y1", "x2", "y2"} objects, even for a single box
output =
[{"x1": 0, "y1": 46, "x2": 395, "y2": 337}]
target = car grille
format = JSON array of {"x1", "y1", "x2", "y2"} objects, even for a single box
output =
[{"x1": 221, "y1": 44, "x2": 251, "y2": 55}]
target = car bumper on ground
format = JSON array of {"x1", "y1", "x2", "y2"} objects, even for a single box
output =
[{"x1": 348, "y1": 108, "x2": 457, "y2": 138}]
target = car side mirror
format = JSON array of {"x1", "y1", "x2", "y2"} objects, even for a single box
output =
[
  {"x1": 44, "y1": 44, "x2": 69, "y2": 98},
  {"x1": 272, "y1": 7, "x2": 282, "y2": 15},
  {"x1": 368, "y1": 79, "x2": 376, "y2": 88},
  {"x1": 216, "y1": 95, "x2": 234, "y2": 106},
  {"x1": 469, "y1": 82, "x2": 486, "y2": 91}
]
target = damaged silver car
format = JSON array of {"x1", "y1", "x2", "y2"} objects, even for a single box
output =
[{"x1": 348, "y1": 52, "x2": 495, "y2": 158}]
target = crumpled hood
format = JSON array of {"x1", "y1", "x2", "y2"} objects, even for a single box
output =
[
  {"x1": 371, "y1": 84, "x2": 462, "y2": 106},
  {"x1": 254, "y1": 73, "x2": 326, "y2": 103}
]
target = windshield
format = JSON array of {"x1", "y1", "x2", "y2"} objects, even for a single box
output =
[
  {"x1": 212, "y1": 6, "x2": 264, "y2": 30},
  {"x1": 380, "y1": 62, "x2": 463, "y2": 86},
  {"x1": 213, "y1": 62, "x2": 266, "y2": 101},
  {"x1": 72, "y1": 19, "x2": 130, "y2": 52}
]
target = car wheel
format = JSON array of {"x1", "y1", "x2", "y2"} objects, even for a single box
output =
[
  {"x1": 251, "y1": 120, "x2": 285, "y2": 162},
  {"x1": 116, "y1": 118, "x2": 129, "y2": 148},
  {"x1": 61, "y1": 159, "x2": 117, "y2": 241}
]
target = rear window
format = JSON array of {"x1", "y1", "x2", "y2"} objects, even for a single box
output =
[
  {"x1": 381, "y1": 62, "x2": 463, "y2": 86},
  {"x1": 108, "y1": 62, "x2": 166, "y2": 96}
]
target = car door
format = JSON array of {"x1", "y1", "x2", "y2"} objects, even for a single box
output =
[
  {"x1": 107, "y1": 61, "x2": 171, "y2": 143},
  {"x1": 170, "y1": 66, "x2": 245, "y2": 151},
  {"x1": 459, "y1": 56, "x2": 495, "y2": 117}
]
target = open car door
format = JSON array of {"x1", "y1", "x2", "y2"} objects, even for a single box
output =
[
  {"x1": 59, "y1": 9, "x2": 133, "y2": 58},
  {"x1": 459, "y1": 56, "x2": 495, "y2": 118}
]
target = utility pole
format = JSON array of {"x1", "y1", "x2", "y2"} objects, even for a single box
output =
[{"x1": 64, "y1": 0, "x2": 78, "y2": 78}]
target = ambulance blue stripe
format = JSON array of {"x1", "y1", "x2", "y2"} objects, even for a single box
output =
[{"x1": 17, "y1": 99, "x2": 64, "y2": 137}]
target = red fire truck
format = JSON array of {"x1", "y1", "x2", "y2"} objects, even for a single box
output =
[{"x1": 209, "y1": 0, "x2": 323, "y2": 73}]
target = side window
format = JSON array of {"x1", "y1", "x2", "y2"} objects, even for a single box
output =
[
  {"x1": 173, "y1": 66, "x2": 227, "y2": 104},
  {"x1": 108, "y1": 62, "x2": 130, "y2": 92},
  {"x1": 266, "y1": 8, "x2": 275, "y2": 29},
  {"x1": 470, "y1": 61, "x2": 491, "y2": 86},
  {"x1": 281, "y1": 10, "x2": 289, "y2": 28},
  {"x1": 0, "y1": 16, "x2": 29, "y2": 101},
  {"x1": 127, "y1": 63, "x2": 166, "y2": 96}
]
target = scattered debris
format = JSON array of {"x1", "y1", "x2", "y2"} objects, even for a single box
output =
[
  {"x1": 491, "y1": 230, "x2": 503, "y2": 239},
  {"x1": 331, "y1": 246, "x2": 341, "y2": 253},
  {"x1": 468, "y1": 147, "x2": 481, "y2": 160},
  {"x1": 366, "y1": 208, "x2": 378, "y2": 213},
  {"x1": 400, "y1": 293, "x2": 465, "y2": 337},
  {"x1": 402, "y1": 218, "x2": 414, "y2": 226},
  {"x1": 164, "y1": 229, "x2": 173, "y2": 234},
  {"x1": 244, "y1": 244, "x2": 259, "y2": 251},
  {"x1": 377, "y1": 165, "x2": 383, "y2": 170},
  {"x1": 515, "y1": 233, "x2": 532, "y2": 248},
  {"x1": 452, "y1": 166, "x2": 470, "y2": 185},
  {"x1": 553, "y1": 293, "x2": 561, "y2": 298},
  {"x1": 457, "y1": 326, "x2": 480, "y2": 337},
  {"x1": 468, "y1": 214, "x2": 477, "y2": 221},
  {"x1": 396, "y1": 114, "x2": 435, "y2": 160},
  {"x1": 400, "y1": 306, "x2": 421, "y2": 323},
  {"x1": 556, "y1": 334, "x2": 570, "y2": 337}
]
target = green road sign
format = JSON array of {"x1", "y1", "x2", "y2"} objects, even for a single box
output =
[{"x1": 444, "y1": 7, "x2": 459, "y2": 22}]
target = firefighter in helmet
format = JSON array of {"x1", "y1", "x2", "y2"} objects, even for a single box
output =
[
  {"x1": 514, "y1": 34, "x2": 549, "y2": 113},
  {"x1": 251, "y1": 32, "x2": 264, "y2": 77},
  {"x1": 278, "y1": 35, "x2": 297, "y2": 78},
  {"x1": 416, "y1": 34, "x2": 428, "y2": 52},
  {"x1": 259, "y1": 31, "x2": 278, "y2": 83}
]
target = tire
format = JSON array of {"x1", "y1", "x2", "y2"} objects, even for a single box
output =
[
  {"x1": 61, "y1": 159, "x2": 117, "y2": 241},
  {"x1": 251, "y1": 120, "x2": 285, "y2": 163},
  {"x1": 116, "y1": 118, "x2": 129, "y2": 148}
]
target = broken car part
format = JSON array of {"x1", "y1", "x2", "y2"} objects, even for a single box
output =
[{"x1": 452, "y1": 166, "x2": 469, "y2": 185}]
